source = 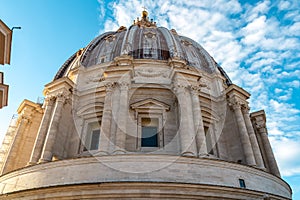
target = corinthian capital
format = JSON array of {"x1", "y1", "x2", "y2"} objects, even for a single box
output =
[
  {"x1": 118, "y1": 81, "x2": 130, "y2": 91},
  {"x1": 228, "y1": 97, "x2": 243, "y2": 110},
  {"x1": 105, "y1": 82, "x2": 116, "y2": 92},
  {"x1": 241, "y1": 104, "x2": 250, "y2": 114},
  {"x1": 190, "y1": 85, "x2": 201, "y2": 94},
  {"x1": 44, "y1": 96, "x2": 56, "y2": 106},
  {"x1": 173, "y1": 82, "x2": 189, "y2": 94}
]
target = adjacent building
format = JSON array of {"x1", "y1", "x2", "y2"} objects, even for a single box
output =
[{"x1": 0, "y1": 20, "x2": 12, "y2": 109}]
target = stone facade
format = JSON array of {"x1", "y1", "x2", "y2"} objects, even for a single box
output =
[{"x1": 0, "y1": 12, "x2": 292, "y2": 199}]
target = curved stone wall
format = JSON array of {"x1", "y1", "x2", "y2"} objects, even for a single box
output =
[{"x1": 0, "y1": 155, "x2": 291, "y2": 199}]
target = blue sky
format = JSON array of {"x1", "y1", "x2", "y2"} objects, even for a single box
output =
[{"x1": 1, "y1": 0, "x2": 299, "y2": 198}]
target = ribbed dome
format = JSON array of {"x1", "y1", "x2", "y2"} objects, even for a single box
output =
[
  {"x1": 80, "y1": 26, "x2": 216, "y2": 72},
  {"x1": 54, "y1": 14, "x2": 232, "y2": 85}
]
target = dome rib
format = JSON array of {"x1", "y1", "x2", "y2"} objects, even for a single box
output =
[
  {"x1": 54, "y1": 21, "x2": 233, "y2": 83},
  {"x1": 54, "y1": 52, "x2": 77, "y2": 80}
]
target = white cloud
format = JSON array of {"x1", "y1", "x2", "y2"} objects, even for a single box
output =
[
  {"x1": 278, "y1": 0, "x2": 291, "y2": 11},
  {"x1": 275, "y1": 88, "x2": 283, "y2": 93},
  {"x1": 241, "y1": 16, "x2": 267, "y2": 45},
  {"x1": 288, "y1": 80, "x2": 300, "y2": 88},
  {"x1": 271, "y1": 137, "x2": 300, "y2": 176},
  {"x1": 278, "y1": 88, "x2": 293, "y2": 101}
]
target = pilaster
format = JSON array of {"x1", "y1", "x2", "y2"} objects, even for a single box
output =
[
  {"x1": 39, "y1": 92, "x2": 69, "y2": 163},
  {"x1": 174, "y1": 82, "x2": 197, "y2": 157},
  {"x1": 190, "y1": 85, "x2": 208, "y2": 156},
  {"x1": 226, "y1": 84, "x2": 256, "y2": 166},
  {"x1": 1, "y1": 99, "x2": 42, "y2": 174},
  {"x1": 37, "y1": 77, "x2": 74, "y2": 163},
  {"x1": 242, "y1": 106, "x2": 265, "y2": 169},
  {"x1": 251, "y1": 110, "x2": 281, "y2": 177},
  {"x1": 98, "y1": 82, "x2": 115, "y2": 155},
  {"x1": 28, "y1": 97, "x2": 55, "y2": 165},
  {"x1": 113, "y1": 81, "x2": 130, "y2": 154}
]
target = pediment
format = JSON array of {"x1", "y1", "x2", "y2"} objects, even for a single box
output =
[{"x1": 131, "y1": 98, "x2": 170, "y2": 111}]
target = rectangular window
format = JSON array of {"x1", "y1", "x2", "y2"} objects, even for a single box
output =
[
  {"x1": 205, "y1": 126, "x2": 214, "y2": 155},
  {"x1": 239, "y1": 179, "x2": 246, "y2": 188},
  {"x1": 90, "y1": 129, "x2": 100, "y2": 150},
  {"x1": 141, "y1": 118, "x2": 158, "y2": 147},
  {"x1": 84, "y1": 121, "x2": 101, "y2": 151}
]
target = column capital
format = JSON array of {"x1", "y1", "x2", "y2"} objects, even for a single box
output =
[
  {"x1": 228, "y1": 97, "x2": 248, "y2": 111},
  {"x1": 105, "y1": 82, "x2": 116, "y2": 92},
  {"x1": 17, "y1": 115, "x2": 32, "y2": 125},
  {"x1": 241, "y1": 104, "x2": 250, "y2": 114},
  {"x1": 190, "y1": 85, "x2": 201, "y2": 95},
  {"x1": 173, "y1": 82, "x2": 189, "y2": 94},
  {"x1": 44, "y1": 96, "x2": 56, "y2": 106},
  {"x1": 118, "y1": 81, "x2": 130, "y2": 91},
  {"x1": 49, "y1": 90, "x2": 71, "y2": 104}
]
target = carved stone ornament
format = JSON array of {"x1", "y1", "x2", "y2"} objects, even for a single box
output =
[
  {"x1": 173, "y1": 82, "x2": 189, "y2": 94},
  {"x1": 144, "y1": 31, "x2": 156, "y2": 38},
  {"x1": 181, "y1": 40, "x2": 192, "y2": 46},
  {"x1": 134, "y1": 68, "x2": 170, "y2": 78},
  {"x1": 104, "y1": 82, "x2": 116, "y2": 92},
  {"x1": 133, "y1": 11, "x2": 157, "y2": 28},
  {"x1": 105, "y1": 35, "x2": 116, "y2": 43},
  {"x1": 85, "y1": 70, "x2": 105, "y2": 83},
  {"x1": 47, "y1": 89, "x2": 71, "y2": 105},
  {"x1": 44, "y1": 96, "x2": 56, "y2": 106},
  {"x1": 170, "y1": 29, "x2": 178, "y2": 35},
  {"x1": 228, "y1": 97, "x2": 245, "y2": 110},
  {"x1": 190, "y1": 85, "x2": 201, "y2": 94},
  {"x1": 118, "y1": 81, "x2": 130, "y2": 91},
  {"x1": 241, "y1": 104, "x2": 250, "y2": 114}
]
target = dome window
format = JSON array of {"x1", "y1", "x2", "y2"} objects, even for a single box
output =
[
  {"x1": 131, "y1": 98, "x2": 170, "y2": 151},
  {"x1": 84, "y1": 121, "x2": 101, "y2": 151},
  {"x1": 141, "y1": 118, "x2": 159, "y2": 147}
]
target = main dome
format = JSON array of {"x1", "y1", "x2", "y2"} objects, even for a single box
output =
[
  {"x1": 54, "y1": 13, "x2": 231, "y2": 84},
  {"x1": 0, "y1": 11, "x2": 291, "y2": 200}
]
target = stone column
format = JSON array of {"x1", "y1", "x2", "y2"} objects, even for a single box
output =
[
  {"x1": 113, "y1": 82, "x2": 130, "y2": 154},
  {"x1": 231, "y1": 101, "x2": 256, "y2": 166},
  {"x1": 242, "y1": 107, "x2": 265, "y2": 169},
  {"x1": 39, "y1": 94, "x2": 66, "y2": 162},
  {"x1": 190, "y1": 86, "x2": 207, "y2": 156},
  {"x1": 1, "y1": 116, "x2": 31, "y2": 174},
  {"x1": 257, "y1": 124, "x2": 281, "y2": 177},
  {"x1": 28, "y1": 97, "x2": 55, "y2": 165},
  {"x1": 175, "y1": 84, "x2": 197, "y2": 157},
  {"x1": 98, "y1": 82, "x2": 115, "y2": 155}
]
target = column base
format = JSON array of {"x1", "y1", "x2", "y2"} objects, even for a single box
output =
[
  {"x1": 38, "y1": 158, "x2": 50, "y2": 164},
  {"x1": 181, "y1": 152, "x2": 197, "y2": 157},
  {"x1": 198, "y1": 153, "x2": 209, "y2": 158},
  {"x1": 26, "y1": 161, "x2": 37, "y2": 166},
  {"x1": 113, "y1": 149, "x2": 126, "y2": 155},
  {"x1": 95, "y1": 151, "x2": 109, "y2": 156}
]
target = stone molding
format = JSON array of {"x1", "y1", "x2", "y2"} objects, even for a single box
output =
[
  {"x1": 0, "y1": 155, "x2": 291, "y2": 199},
  {"x1": 0, "y1": 182, "x2": 290, "y2": 200}
]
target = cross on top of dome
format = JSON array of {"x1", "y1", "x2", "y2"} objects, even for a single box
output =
[{"x1": 133, "y1": 8, "x2": 157, "y2": 28}]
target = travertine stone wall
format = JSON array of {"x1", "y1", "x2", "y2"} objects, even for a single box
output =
[
  {"x1": 0, "y1": 56, "x2": 288, "y2": 199},
  {"x1": 0, "y1": 155, "x2": 292, "y2": 199},
  {"x1": 0, "y1": 100, "x2": 43, "y2": 174}
]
